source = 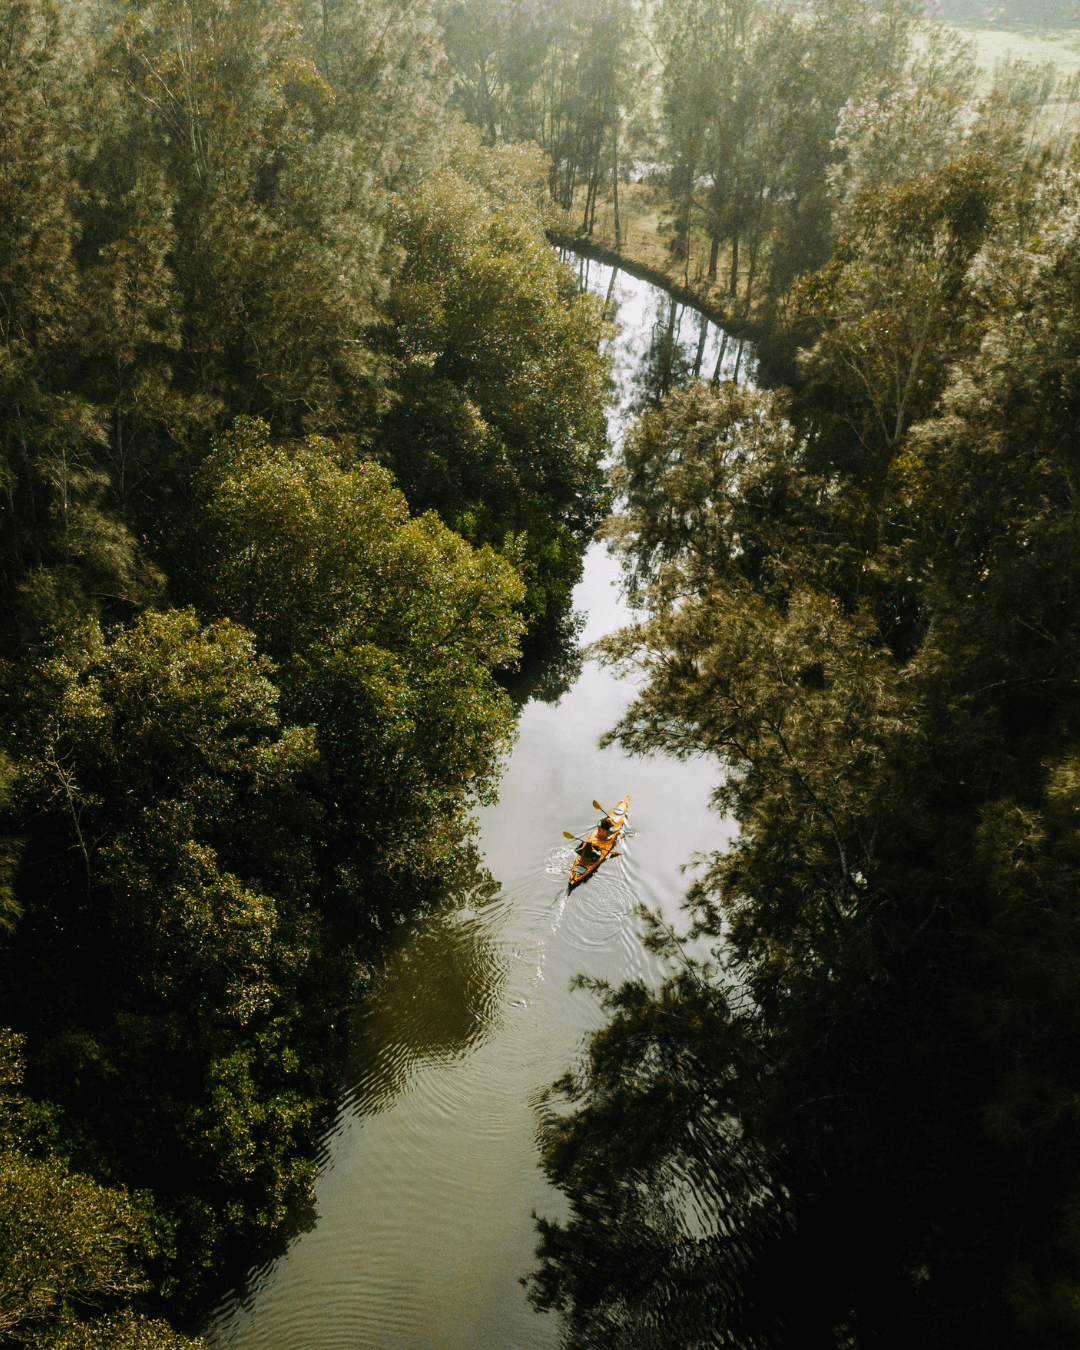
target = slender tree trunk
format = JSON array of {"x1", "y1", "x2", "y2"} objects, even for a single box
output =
[
  {"x1": 708, "y1": 230, "x2": 721, "y2": 283},
  {"x1": 672, "y1": 161, "x2": 693, "y2": 262},
  {"x1": 478, "y1": 55, "x2": 495, "y2": 141},
  {"x1": 563, "y1": 158, "x2": 576, "y2": 212},
  {"x1": 693, "y1": 311, "x2": 708, "y2": 378},
  {"x1": 589, "y1": 158, "x2": 600, "y2": 233},
  {"x1": 744, "y1": 240, "x2": 759, "y2": 316},
  {"x1": 729, "y1": 227, "x2": 740, "y2": 298},
  {"x1": 706, "y1": 179, "x2": 724, "y2": 282},
  {"x1": 583, "y1": 160, "x2": 598, "y2": 233},
  {"x1": 612, "y1": 110, "x2": 621, "y2": 251}
]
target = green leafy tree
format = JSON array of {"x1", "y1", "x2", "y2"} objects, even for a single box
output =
[
  {"x1": 101, "y1": 0, "x2": 389, "y2": 442},
  {"x1": 0, "y1": 0, "x2": 154, "y2": 643},
  {"x1": 0, "y1": 1030, "x2": 206, "y2": 1349},
  {"x1": 192, "y1": 416, "x2": 526, "y2": 904},
  {"x1": 0, "y1": 609, "x2": 331, "y2": 1315},
  {"x1": 375, "y1": 130, "x2": 611, "y2": 680},
  {"x1": 299, "y1": 0, "x2": 449, "y2": 187}
]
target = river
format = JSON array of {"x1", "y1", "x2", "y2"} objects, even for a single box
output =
[{"x1": 206, "y1": 260, "x2": 747, "y2": 1350}]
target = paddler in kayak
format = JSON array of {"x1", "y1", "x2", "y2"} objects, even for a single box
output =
[
  {"x1": 581, "y1": 817, "x2": 614, "y2": 863},
  {"x1": 566, "y1": 796, "x2": 629, "y2": 889}
]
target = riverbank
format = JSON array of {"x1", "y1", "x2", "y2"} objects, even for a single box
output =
[{"x1": 546, "y1": 228, "x2": 766, "y2": 347}]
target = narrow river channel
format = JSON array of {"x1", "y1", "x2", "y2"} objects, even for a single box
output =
[{"x1": 206, "y1": 261, "x2": 747, "y2": 1350}]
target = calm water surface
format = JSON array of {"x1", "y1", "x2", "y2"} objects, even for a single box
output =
[{"x1": 207, "y1": 263, "x2": 742, "y2": 1350}]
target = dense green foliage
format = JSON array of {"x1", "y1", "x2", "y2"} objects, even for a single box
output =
[
  {"x1": 528, "y1": 60, "x2": 1080, "y2": 1350},
  {"x1": 192, "y1": 418, "x2": 525, "y2": 891},
  {"x1": 0, "y1": 1031, "x2": 205, "y2": 1349},
  {"x1": 0, "y1": 0, "x2": 607, "y2": 654},
  {"x1": 374, "y1": 136, "x2": 610, "y2": 673},
  {"x1": 443, "y1": 0, "x2": 647, "y2": 229},
  {"x1": 0, "y1": 0, "x2": 609, "y2": 1337}
]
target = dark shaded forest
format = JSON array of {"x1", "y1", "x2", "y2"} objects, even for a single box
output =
[{"x1": 517, "y1": 9, "x2": 1080, "y2": 1350}]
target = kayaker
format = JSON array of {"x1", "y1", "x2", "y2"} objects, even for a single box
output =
[
  {"x1": 567, "y1": 795, "x2": 628, "y2": 890},
  {"x1": 581, "y1": 817, "x2": 614, "y2": 863}
]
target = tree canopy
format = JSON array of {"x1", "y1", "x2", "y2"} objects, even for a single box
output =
[{"x1": 0, "y1": 0, "x2": 610, "y2": 1335}]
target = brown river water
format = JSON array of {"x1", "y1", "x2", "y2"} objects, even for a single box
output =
[{"x1": 206, "y1": 261, "x2": 748, "y2": 1350}]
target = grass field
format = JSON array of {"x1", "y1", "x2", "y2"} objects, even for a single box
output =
[{"x1": 943, "y1": 20, "x2": 1080, "y2": 82}]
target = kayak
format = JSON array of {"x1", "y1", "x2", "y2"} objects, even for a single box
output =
[{"x1": 568, "y1": 795, "x2": 630, "y2": 890}]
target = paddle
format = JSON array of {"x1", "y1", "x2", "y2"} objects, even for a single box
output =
[{"x1": 564, "y1": 802, "x2": 623, "y2": 848}]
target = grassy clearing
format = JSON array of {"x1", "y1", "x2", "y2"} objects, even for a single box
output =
[
  {"x1": 953, "y1": 22, "x2": 1080, "y2": 83},
  {"x1": 565, "y1": 180, "x2": 746, "y2": 316}
]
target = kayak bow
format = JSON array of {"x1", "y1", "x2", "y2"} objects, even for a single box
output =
[{"x1": 568, "y1": 795, "x2": 630, "y2": 890}]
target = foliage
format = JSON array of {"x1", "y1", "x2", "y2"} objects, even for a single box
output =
[
  {"x1": 0, "y1": 609, "x2": 331, "y2": 1314},
  {"x1": 0, "y1": 0, "x2": 604, "y2": 658},
  {"x1": 444, "y1": 0, "x2": 650, "y2": 228},
  {"x1": 37, "y1": 1313, "x2": 207, "y2": 1350},
  {"x1": 192, "y1": 417, "x2": 525, "y2": 896},
  {"x1": 530, "y1": 112, "x2": 1080, "y2": 1350},
  {"x1": 0, "y1": 0, "x2": 157, "y2": 640},
  {"x1": 1, "y1": 418, "x2": 528, "y2": 1321},
  {"x1": 0, "y1": 0, "x2": 612, "y2": 1333},
  {"x1": 0, "y1": 1033, "x2": 207, "y2": 1350},
  {"x1": 0, "y1": 1151, "x2": 146, "y2": 1340},
  {"x1": 98, "y1": 0, "x2": 391, "y2": 447},
  {"x1": 0, "y1": 752, "x2": 23, "y2": 937},
  {"x1": 375, "y1": 130, "x2": 611, "y2": 669}
]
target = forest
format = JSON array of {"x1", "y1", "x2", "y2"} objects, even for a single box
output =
[
  {"x1": 522, "y1": 6, "x2": 1080, "y2": 1350},
  {"x1": 0, "y1": 0, "x2": 609, "y2": 1342},
  {"x1": 3, "y1": 0, "x2": 1080, "y2": 1345}
]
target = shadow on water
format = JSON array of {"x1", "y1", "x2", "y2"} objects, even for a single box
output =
[
  {"x1": 195, "y1": 845, "x2": 508, "y2": 1331},
  {"x1": 344, "y1": 890, "x2": 509, "y2": 1118},
  {"x1": 499, "y1": 612, "x2": 586, "y2": 711},
  {"x1": 526, "y1": 1097, "x2": 799, "y2": 1350}
]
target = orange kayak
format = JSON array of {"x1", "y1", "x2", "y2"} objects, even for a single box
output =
[{"x1": 568, "y1": 795, "x2": 630, "y2": 890}]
